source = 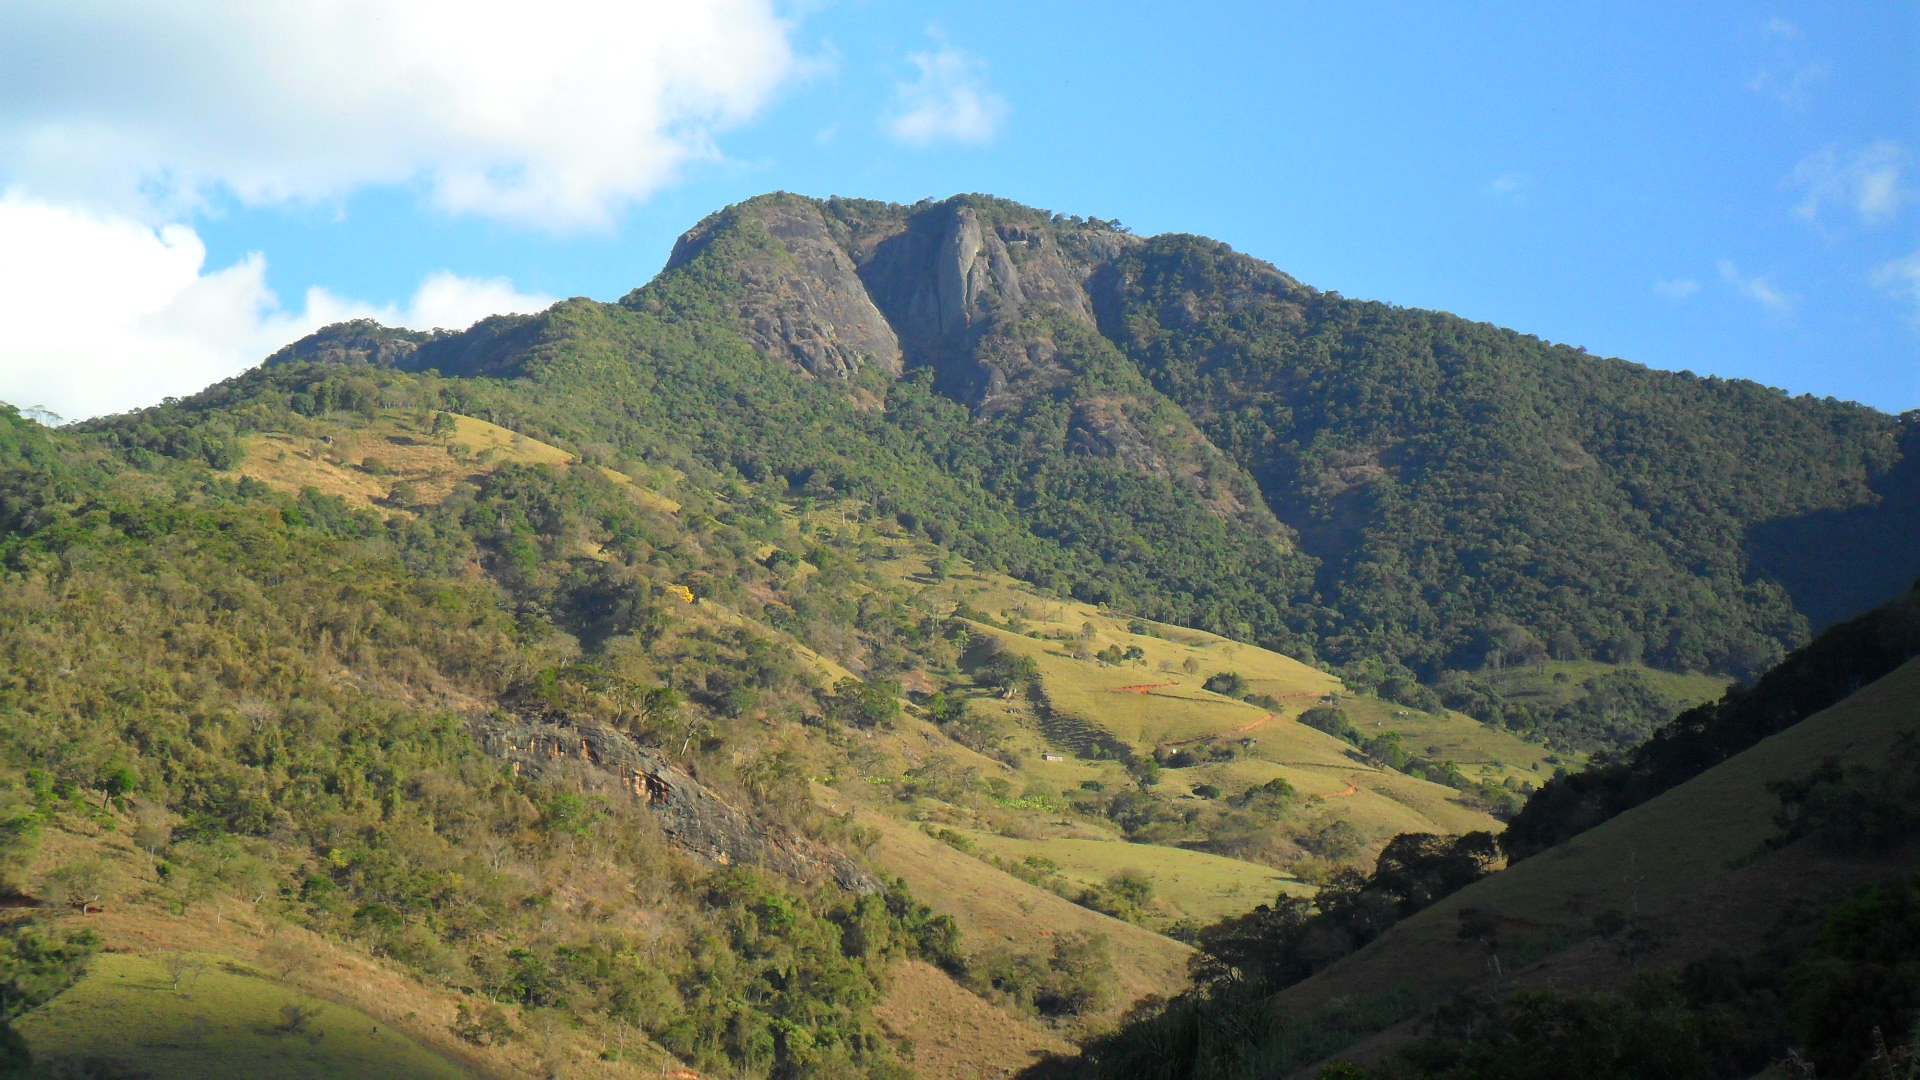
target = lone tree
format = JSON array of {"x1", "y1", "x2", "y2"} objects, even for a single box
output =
[
  {"x1": 163, "y1": 951, "x2": 207, "y2": 993},
  {"x1": 42, "y1": 861, "x2": 107, "y2": 914}
]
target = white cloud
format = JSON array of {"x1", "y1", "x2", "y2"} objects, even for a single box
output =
[
  {"x1": 1746, "y1": 16, "x2": 1827, "y2": 110},
  {"x1": 1792, "y1": 141, "x2": 1909, "y2": 228},
  {"x1": 1653, "y1": 278, "x2": 1701, "y2": 300},
  {"x1": 1718, "y1": 259, "x2": 1794, "y2": 314},
  {"x1": 884, "y1": 40, "x2": 1009, "y2": 147},
  {"x1": 0, "y1": 193, "x2": 552, "y2": 421},
  {"x1": 1874, "y1": 252, "x2": 1920, "y2": 325},
  {"x1": 1486, "y1": 173, "x2": 1532, "y2": 200},
  {"x1": 0, "y1": 0, "x2": 798, "y2": 230}
]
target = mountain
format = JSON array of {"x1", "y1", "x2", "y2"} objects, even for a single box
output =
[
  {"x1": 0, "y1": 190, "x2": 1914, "y2": 1077},
  {"x1": 276, "y1": 191, "x2": 1918, "y2": 687}
]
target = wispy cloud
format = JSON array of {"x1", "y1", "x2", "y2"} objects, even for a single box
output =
[
  {"x1": 1653, "y1": 278, "x2": 1701, "y2": 301},
  {"x1": 1746, "y1": 16, "x2": 1827, "y2": 110},
  {"x1": 883, "y1": 36, "x2": 1008, "y2": 147},
  {"x1": 1485, "y1": 173, "x2": 1532, "y2": 201},
  {"x1": 1792, "y1": 140, "x2": 1909, "y2": 228},
  {"x1": 1874, "y1": 252, "x2": 1920, "y2": 326},
  {"x1": 1718, "y1": 259, "x2": 1794, "y2": 313}
]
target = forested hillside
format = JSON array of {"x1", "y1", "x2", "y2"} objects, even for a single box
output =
[
  {"x1": 0, "y1": 358, "x2": 1531, "y2": 1077},
  {"x1": 0, "y1": 189, "x2": 1913, "y2": 1077},
  {"x1": 274, "y1": 191, "x2": 1916, "y2": 691}
]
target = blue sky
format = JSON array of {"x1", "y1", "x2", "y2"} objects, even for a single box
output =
[{"x1": 0, "y1": 1, "x2": 1913, "y2": 420}]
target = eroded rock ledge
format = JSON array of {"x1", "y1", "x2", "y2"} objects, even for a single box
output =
[{"x1": 472, "y1": 712, "x2": 880, "y2": 895}]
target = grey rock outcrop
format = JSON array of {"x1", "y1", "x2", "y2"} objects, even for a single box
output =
[
  {"x1": 663, "y1": 196, "x2": 902, "y2": 380},
  {"x1": 473, "y1": 712, "x2": 880, "y2": 894}
]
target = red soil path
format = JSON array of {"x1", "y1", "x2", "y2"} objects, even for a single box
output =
[{"x1": 1226, "y1": 712, "x2": 1276, "y2": 736}]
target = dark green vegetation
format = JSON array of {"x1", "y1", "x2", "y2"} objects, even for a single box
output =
[
  {"x1": 1435, "y1": 667, "x2": 1682, "y2": 754},
  {"x1": 1327, "y1": 872, "x2": 1920, "y2": 1080},
  {"x1": 1053, "y1": 897, "x2": 1920, "y2": 1080},
  {"x1": 1048, "y1": 834, "x2": 1498, "y2": 1080}
]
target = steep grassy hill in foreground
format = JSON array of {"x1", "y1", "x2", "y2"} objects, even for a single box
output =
[{"x1": 1057, "y1": 606, "x2": 1920, "y2": 1080}]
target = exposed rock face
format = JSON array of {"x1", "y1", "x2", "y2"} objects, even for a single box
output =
[
  {"x1": 1068, "y1": 399, "x2": 1170, "y2": 477},
  {"x1": 665, "y1": 196, "x2": 902, "y2": 380},
  {"x1": 849, "y1": 203, "x2": 1102, "y2": 405},
  {"x1": 473, "y1": 712, "x2": 880, "y2": 894},
  {"x1": 648, "y1": 195, "x2": 1287, "y2": 537}
]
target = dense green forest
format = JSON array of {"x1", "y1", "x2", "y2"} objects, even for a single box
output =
[{"x1": 1101, "y1": 231, "x2": 1903, "y2": 678}]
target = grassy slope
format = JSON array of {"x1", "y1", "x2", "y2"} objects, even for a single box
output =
[
  {"x1": 948, "y1": 829, "x2": 1313, "y2": 922},
  {"x1": 1473, "y1": 659, "x2": 1728, "y2": 717},
  {"x1": 18, "y1": 953, "x2": 467, "y2": 1080},
  {"x1": 227, "y1": 411, "x2": 678, "y2": 516},
  {"x1": 820, "y1": 792, "x2": 1193, "y2": 1005},
  {"x1": 12, "y1": 822, "x2": 688, "y2": 1080},
  {"x1": 957, "y1": 620, "x2": 1513, "y2": 844},
  {"x1": 215, "y1": 404, "x2": 1586, "y2": 1076},
  {"x1": 873, "y1": 960, "x2": 1077, "y2": 1080},
  {"x1": 1269, "y1": 656, "x2": 1920, "y2": 1066}
]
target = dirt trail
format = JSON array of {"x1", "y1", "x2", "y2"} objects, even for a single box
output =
[
  {"x1": 1167, "y1": 711, "x2": 1277, "y2": 747},
  {"x1": 1114, "y1": 684, "x2": 1177, "y2": 694},
  {"x1": 1226, "y1": 712, "x2": 1276, "y2": 736}
]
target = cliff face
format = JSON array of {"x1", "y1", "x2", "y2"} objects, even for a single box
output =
[
  {"x1": 664, "y1": 195, "x2": 902, "y2": 380},
  {"x1": 473, "y1": 711, "x2": 881, "y2": 894},
  {"x1": 654, "y1": 194, "x2": 1284, "y2": 536}
]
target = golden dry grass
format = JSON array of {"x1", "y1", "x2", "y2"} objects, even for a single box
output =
[
  {"x1": 950, "y1": 829, "x2": 1312, "y2": 923},
  {"x1": 18, "y1": 952, "x2": 468, "y2": 1080},
  {"x1": 227, "y1": 411, "x2": 679, "y2": 517},
  {"x1": 818, "y1": 791, "x2": 1194, "y2": 1010},
  {"x1": 18, "y1": 815, "x2": 689, "y2": 1080},
  {"x1": 956, "y1": 621, "x2": 1508, "y2": 847},
  {"x1": 872, "y1": 960, "x2": 1077, "y2": 1080}
]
